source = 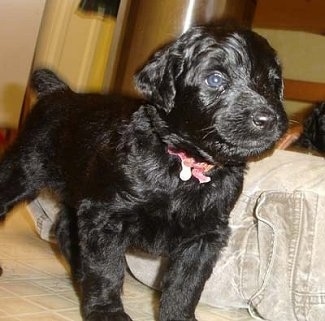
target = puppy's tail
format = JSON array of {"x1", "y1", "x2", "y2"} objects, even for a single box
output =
[{"x1": 31, "y1": 69, "x2": 70, "y2": 98}]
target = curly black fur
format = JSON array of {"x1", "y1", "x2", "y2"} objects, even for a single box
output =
[
  {"x1": 0, "y1": 26, "x2": 287, "y2": 321},
  {"x1": 296, "y1": 102, "x2": 325, "y2": 153}
]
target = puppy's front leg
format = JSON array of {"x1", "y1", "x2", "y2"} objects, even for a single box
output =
[
  {"x1": 77, "y1": 202, "x2": 131, "y2": 321},
  {"x1": 160, "y1": 238, "x2": 218, "y2": 321}
]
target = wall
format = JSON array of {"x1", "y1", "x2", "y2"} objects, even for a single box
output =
[
  {"x1": 0, "y1": 0, "x2": 46, "y2": 129},
  {"x1": 18, "y1": 0, "x2": 117, "y2": 123},
  {"x1": 253, "y1": 28, "x2": 325, "y2": 117},
  {"x1": 33, "y1": 0, "x2": 116, "y2": 92}
]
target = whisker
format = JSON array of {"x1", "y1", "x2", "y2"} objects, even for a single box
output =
[
  {"x1": 200, "y1": 125, "x2": 215, "y2": 133},
  {"x1": 199, "y1": 124, "x2": 217, "y2": 140},
  {"x1": 202, "y1": 129, "x2": 215, "y2": 140}
]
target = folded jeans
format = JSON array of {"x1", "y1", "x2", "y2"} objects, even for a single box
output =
[{"x1": 126, "y1": 190, "x2": 325, "y2": 321}]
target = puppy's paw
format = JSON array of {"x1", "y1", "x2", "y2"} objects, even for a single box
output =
[{"x1": 86, "y1": 311, "x2": 132, "y2": 321}]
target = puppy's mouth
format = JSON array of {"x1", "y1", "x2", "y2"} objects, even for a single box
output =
[
  {"x1": 235, "y1": 139, "x2": 277, "y2": 155},
  {"x1": 216, "y1": 128, "x2": 287, "y2": 160}
]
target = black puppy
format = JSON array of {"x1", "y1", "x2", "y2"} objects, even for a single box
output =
[
  {"x1": 296, "y1": 102, "x2": 325, "y2": 153},
  {"x1": 0, "y1": 26, "x2": 288, "y2": 321}
]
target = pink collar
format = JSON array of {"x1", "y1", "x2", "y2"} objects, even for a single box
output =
[{"x1": 168, "y1": 148, "x2": 214, "y2": 184}]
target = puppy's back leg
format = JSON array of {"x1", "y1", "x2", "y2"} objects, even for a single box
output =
[
  {"x1": 55, "y1": 207, "x2": 81, "y2": 279},
  {"x1": 0, "y1": 148, "x2": 41, "y2": 217}
]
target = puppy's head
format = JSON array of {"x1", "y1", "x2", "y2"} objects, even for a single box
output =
[{"x1": 135, "y1": 26, "x2": 288, "y2": 163}]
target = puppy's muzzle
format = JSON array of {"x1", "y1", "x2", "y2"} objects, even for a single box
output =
[{"x1": 251, "y1": 110, "x2": 276, "y2": 131}]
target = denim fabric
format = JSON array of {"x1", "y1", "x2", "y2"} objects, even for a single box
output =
[
  {"x1": 243, "y1": 191, "x2": 325, "y2": 321},
  {"x1": 126, "y1": 151, "x2": 325, "y2": 320}
]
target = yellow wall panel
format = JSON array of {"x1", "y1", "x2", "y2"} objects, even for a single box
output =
[{"x1": 33, "y1": 0, "x2": 116, "y2": 92}]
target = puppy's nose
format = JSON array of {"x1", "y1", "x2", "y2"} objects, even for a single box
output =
[{"x1": 252, "y1": 111, "x2": 276, "y2": 130}]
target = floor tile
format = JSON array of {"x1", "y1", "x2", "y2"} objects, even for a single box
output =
[
  {"x1": 26, "y1": 294, "x2": 77, "y2": 310},
  {"x1": 16, "y1": 312, "x2": 71, "y2": 320},
  {"x1": 0, "y1": 286, "x2": 16, "y2": 298},
  {"x1": 0, "y1": 297, "x2": 45, "y2": 315},
  {"x1": 1, "y1": 280, "x2": 48, "y2": 296},
  {"x1": 0, "y1": 260, "x2": 49, "y2": 281},
  {"x1": 32, "y1": 278, "x2": 75, "y2": 293},
  {"x1": 58, "y1": 309, "x2": 83, "y2": 321},
  {"x1": 0, "y1": 205, "x2": 255, "y2": 321},
  {"x1": 23, "y1": 258, "x2": 70, "y2": 277}
]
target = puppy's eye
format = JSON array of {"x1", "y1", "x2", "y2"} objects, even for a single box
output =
[{"x1": 205, "y1": 72, "x2": 226, "y2": 89}]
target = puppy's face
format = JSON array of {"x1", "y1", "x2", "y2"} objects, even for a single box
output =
[{"x1": 135, "y1": 26, "x2": 288, "y2": 163}]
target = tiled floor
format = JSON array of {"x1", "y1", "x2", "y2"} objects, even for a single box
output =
[{"x1": 0, "y1": 204, "x2": 254, "y2": 321}]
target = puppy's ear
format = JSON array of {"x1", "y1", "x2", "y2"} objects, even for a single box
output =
[
  {"x1": 134, "y1": 45, "x2": 181, "y2": 113},
  {"x1": 135, "y1": 27, "x2": 208, "y2": 112}
]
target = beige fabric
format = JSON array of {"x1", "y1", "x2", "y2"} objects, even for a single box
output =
[
  {"x1": 126, "y1": 150, "x2": 325, "y2": 321},
  {"x1": 28, "y1": 191, "x2": 60, "y2": 242}
]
